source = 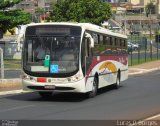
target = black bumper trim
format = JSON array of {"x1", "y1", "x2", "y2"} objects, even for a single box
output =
[{"x1": 27, "y1": 86, "x2": 75, "y2": 91}]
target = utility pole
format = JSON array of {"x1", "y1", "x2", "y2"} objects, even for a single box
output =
[
  {"x1": 157, "y1": 0, "x2": 160, "y2": 19},
  {"x1": 0, "y1": 48, "x2": 4, "y2": 79},
  {"x1": 43, "y1": 0, "x2": 46, "y2": 21},
  {"x1": 149, "y1": 9, "x2": 153, "y2": 60},
  {"x1": 124, "y1": 12, "x2": 126, "y2": 35}
]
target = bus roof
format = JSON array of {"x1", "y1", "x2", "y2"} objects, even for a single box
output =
[
  {"x1": 26, "y1": 22, "x2": 127, "y2": 39},
  {"x1": 79, "y1": 23, "x2": 127, "y2": 39}
]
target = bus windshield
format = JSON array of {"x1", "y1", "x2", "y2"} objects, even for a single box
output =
[{"x1": 23, "y1": 25, "x2": 81, "y2": 77}]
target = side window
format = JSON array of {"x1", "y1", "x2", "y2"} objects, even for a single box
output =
[
  {"x1": 105, "y1": 36, "x2": 112, "y2": 55},
  {"x1": 93, "y1": 33, "x2": 99, "y2": 55},
  {"x1": 115, "y1": 38, "x2": 117, "y2": 46},
  {"x1": 112, "y1": 37, "x2": 118, "y2": 55},
  {"x1": 110, "y1": 37, "x2": 113, "y2": 45},
  {"x1": 121, "y1": 39, "x2": 127, "y2": 55},
  {"x1": 85, "y1": 38, "x2": 91, "y2": 57},
  {"x1": 117, "y1": 38, "x2": 121, "y2": 55},
  {"x1": 92, "y1": 33, "x2": 98, "y2": 44},
  {"x1": 105, "y1": 36, "x2": 110, "y2": 45},
  {"x1": 124, "y1": 40, "x2": 127, "y2": 48},
  {"x1": 99, "y1": 35, "x2": 103, "y2": 44},
  {"x1": 97, "y1": 34, "x2": 106, "y2": 55},
  {"x1": 103, "y1": 36, "x2": 107, "y2": 45}
]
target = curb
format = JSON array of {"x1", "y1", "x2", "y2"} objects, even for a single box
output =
[
  {"x1": 145, "y1": 114, "x2": 160, "y2": 120},
  {"x1": 0, "y1": 90, "x2": 31, "y2": 96},
  {"x1": 0, "y1": 89, "x2": 23, "y2": 96}
]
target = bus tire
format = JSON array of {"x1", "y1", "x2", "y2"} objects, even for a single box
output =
[
  {"x1": 87, "y1": 77, "x2": 98, "y2": 98},
  {"x1": 38, "y1": 92, "x2": 53, "y2": 98},
  {"x1": 114, "y1": 71, "x2": 120, "y2": 89}
]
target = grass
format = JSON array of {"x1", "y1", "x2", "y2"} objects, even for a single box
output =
[
  {"x1": 4, "y1": 59, "x2": 21, "y2": 69},
  {"x1": 129, "y1": 57, "x2": 159, "y2": 66}
]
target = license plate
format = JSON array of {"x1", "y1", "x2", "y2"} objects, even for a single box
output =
[{"x1": 44, "y1": 85, "x2": 55, "y2": 89}]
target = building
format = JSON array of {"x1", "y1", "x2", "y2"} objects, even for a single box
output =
[
  {"x1": 38, "y1": 0, "x2": 57, "y2": 12},
  {"x1": 128, "y1": 0, "x2": 156, "y2": 6},
  {"x1": 15, "y1": 0, "x2": 57, "y2": 14},
  {"x1": 139, "y1": 0, "x2": 156, "y2": 7},
  {"x1": 14, "y1": 0, "x2": 57, "y2": 22},
  {"x1": 15, "y1": 0, "x2": 37, "y2": 14},
  {"x1": 128, "y1": 0, "x2": 140, "y2": 5},
  {"x1": 102, "y1": 0, "x2": 128, "y2": 3}
]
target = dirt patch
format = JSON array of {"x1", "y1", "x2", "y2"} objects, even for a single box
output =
[{"x1": 0, "y1": 79, "x2": 22, "y2": 91}]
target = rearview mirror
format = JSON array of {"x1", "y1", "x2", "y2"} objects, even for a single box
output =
[{"x1": 85, "y1": 33, "x2": 94, "y2": 48}]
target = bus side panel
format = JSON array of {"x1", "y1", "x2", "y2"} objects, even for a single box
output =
[{"x1": 85, "y1": 56, "x2": 128, "y2": 90}]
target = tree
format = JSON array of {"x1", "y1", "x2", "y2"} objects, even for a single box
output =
[
  {"x1": 0, "y1": 0, "x2": 31, "y2": 34},
  {"x1": 145, "y1": 2, "x2": 156, "y2": 16},
  {"x1": 49, "y1": 0, "x2": 112, "y2": 25},
  {"x1": 34, "y1": 7, "x2": 45, "y2": 22},
  {"x1": 0, "y1": 0, "x2": 21, "y2": 10}
]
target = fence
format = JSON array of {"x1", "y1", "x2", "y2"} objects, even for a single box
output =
[{"x1": 128, "y1": 33, "x2": 160, "y2": 66}]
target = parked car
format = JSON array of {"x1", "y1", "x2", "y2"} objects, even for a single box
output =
[
  {"x1": 128, "y1": 42, "x2": 139, "y2": 54},
  {"x1": 128, "y1": 42, "x2": 139, "y2": 50}
]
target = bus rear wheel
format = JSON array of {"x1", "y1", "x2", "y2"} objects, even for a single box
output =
[
  {"x1": 87, "y1": 77, "x2": 98, "y2": 98},
  {"x1": 38, "y1": 92, "x2": 53, "y2": 98}
]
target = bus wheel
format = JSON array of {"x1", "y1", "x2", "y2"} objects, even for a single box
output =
[
  {"x1": 87, "y1": 77, "x2": 98, "y2": 98},
  {"x1": 38, "y1": 92, "x2": 53, "y2": 98},
  {"x1": 114, "y1": 72, "x2": 120, "y2": 89}
]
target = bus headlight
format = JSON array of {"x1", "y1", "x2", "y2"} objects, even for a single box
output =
[
  {"x1": 21, "y1": 73, "x2": 36, "y2": 82},
  {"x1": 21, "y1": 73, "x2": 29, "y2": 80},
  {"x1": 67, "y1": 72, "x2": 83, "y2": 82}
]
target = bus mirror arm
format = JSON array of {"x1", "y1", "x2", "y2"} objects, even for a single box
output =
[{"x1": 85, "y1": 33, "x2": 94, "y2": 48}]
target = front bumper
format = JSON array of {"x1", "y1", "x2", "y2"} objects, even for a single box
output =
[{"x1": 22, "y1": 78, "x2": 86, "y2": 93}]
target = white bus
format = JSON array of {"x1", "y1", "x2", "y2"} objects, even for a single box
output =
[{"x1": 22, "y1": 22, "x2": 128, "y2": 98}]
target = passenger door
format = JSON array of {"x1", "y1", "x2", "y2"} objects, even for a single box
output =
[{"x1": 81, "y1": 34, "x2": 93, "y2": 76}]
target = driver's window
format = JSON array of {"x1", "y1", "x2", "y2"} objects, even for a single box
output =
[{"x1": 27, "y1": 40, "x2": 33, "y2": 62}]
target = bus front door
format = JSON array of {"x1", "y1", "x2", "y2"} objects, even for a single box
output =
[{"x1": 85, "y1": 38, "x2": 92, "y2": 75}]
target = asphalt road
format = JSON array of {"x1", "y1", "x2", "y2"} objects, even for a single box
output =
[
  {"x1": 0, "y1": 71, "x2": 160, "y2": 120},
  {"x1": 4, "y1": 70, "x2": 21, "y2": 79}
]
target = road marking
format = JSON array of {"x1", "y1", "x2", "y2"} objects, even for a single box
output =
[
  {"x1": 129, "y1": 114, "x2": 160, "y2": 126},
  {"x1": 0, "y1": 105, "x2": 35, "y2": 113},
  {"x1": 145, "y1": 114, "x2": 160, "y2": 120}
]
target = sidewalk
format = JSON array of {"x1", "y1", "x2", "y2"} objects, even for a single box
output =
[
  {"x1": 128, "y1": 60, "x2": 160, "y2": 76},
  {"x1": 0, "y1": 60, "x2": 160, "y2": 92}
]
